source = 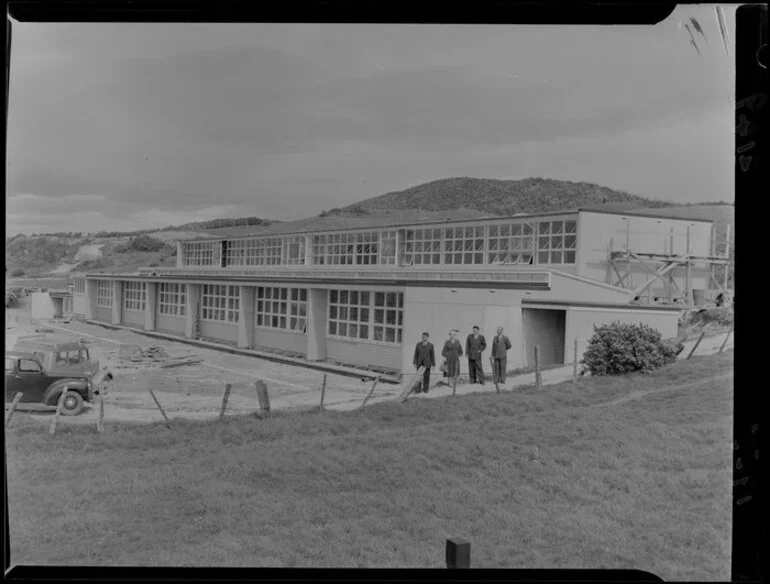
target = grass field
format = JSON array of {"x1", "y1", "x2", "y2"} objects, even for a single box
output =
[{"x1": 5, "y1": 351, "x2": 733, "y2": 578}]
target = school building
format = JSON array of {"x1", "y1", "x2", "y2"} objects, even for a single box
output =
[{"x1": 70, "y1": 208, "x2": 729, "y2": 379}]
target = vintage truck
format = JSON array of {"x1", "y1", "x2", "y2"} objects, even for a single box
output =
[{"x1": 5, "y1": 337, "x2": 108, "y2": 416}]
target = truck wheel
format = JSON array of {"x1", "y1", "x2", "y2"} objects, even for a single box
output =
[{"x1": 60, "y1": 391, "x2": 84, "y2": 416}]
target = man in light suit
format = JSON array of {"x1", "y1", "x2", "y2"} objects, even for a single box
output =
[
  {"x1": 491, "y1": 326, "x2": 512, "y2": 384},
  {"x1": 413, "y1": 332, "x2": 436, "y2": 394},
  {"x1": 465, "y1": 325, "x2": 487, "y2": 384}
]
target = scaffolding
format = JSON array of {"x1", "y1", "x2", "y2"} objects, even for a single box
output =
[{"x1": 607, "y1": 223, "x2": 731, "y2": 308}]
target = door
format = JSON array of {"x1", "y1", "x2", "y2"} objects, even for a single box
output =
[{"x1": 11, "y1": 358, "x2": 49, "y2": 403}]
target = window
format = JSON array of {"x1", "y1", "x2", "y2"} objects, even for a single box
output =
[
  {"x1": 328, "y1": 289, "x2": 403, "y2": 345},
  {"x1": 123, "y1": 282, "x2": 147, "y2": 311},
  {"x1": 284, "y1": 236, "x2": 306, "y2": 265},
  {"x1": 487, "y1": 221, "x2": 535, "y2": 265},
  {"x1": 403, "y1": 228, "x2": 443, "y2": 265},
  {"x1": 373, "y1": 291, "x2": 404, "y2": 343},
  {"x1": 19, "y1": 359, "x2": 42, "y2": 373},
  {"x1": 96, "y1": 280, "x2": 113, "y2": 308},
  {"x1": 255, "y1": 287, "x2": 307, "y2": 331},
  {"x1": 328, "y1": 289, "x2": 371, "y2": 340},
  {"x1": 379, "y1": 231, "x2": 397, "y2": 265},
  {"x1": 73, "y1": 279, "x2": 86, "y2": 295},
  {"x1": 158, "y1": 283, "x2": 187, "y2": 316},
  {"x1": 444, "y1": 226, "x2": 485, "y2": 265},
  {"x1": 536, "y1": 220, "x2": 577, "y2": 264},
  {"x1": 183, "y1": 241, "x2": 219, "y2": 267},
  {"x1": 201, "y1": 285, "x2": 239, "y2": 322}
]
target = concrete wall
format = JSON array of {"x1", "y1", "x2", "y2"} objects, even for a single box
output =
[
  {"x1": 73, "y1": 294, "x2": 87, "y2": 317},
  {"x1": 306, "y1": 288, "x2": 328, "y2": 361},
  {"x1": 522, "y1": 308, "x2": 566, "y2": 367},
  {"x1": 145, "y1": 283, "x2": 157, "y2": 331},
  {"x1": 327, "y1": 337, "x2": 402, "y2": 371},
  {"x1": 122, "y1": 308, "x2": 145, "y2": 328},
  {"x1": 199, "y1": 321, "x2": 238, "y2": 344},
  {"x1": 238, "y1": 286, "x2": 256, "y2": 349},
  {"x1": 30, "y1": 292, "x2": 56, "y2": 319},
  {"x1": 564, "y1": 307, "x2": 680, "y2": 364},
  {"x1": 253, "y1": 327, "x2": 308, "y2": 356},
  {"x1": 94, "y1": 307, "x2": 112, "y2": 322},
  {"x1": 577, "y1": 212, "x2": 712, "y2": 294},
  {"x1": 156, "y1": 314, "x2": 186, "y2": 335},
  {"x1": 402, "y1": 287, "x2": 526, "y2": 374}
]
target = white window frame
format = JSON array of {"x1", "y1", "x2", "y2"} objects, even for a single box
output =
[
  {"x1": 158, "y1": 283, "x2": 187, "y2": 317},
  {"x1": 200, "y1": 284, "x2": 239, "y2": 323},
  {"x1": 123, "y1": 281, "x2": 147, "y2": 312},
  {"x1": 444, "y1": 225, "x2": 486, "y2": 265},
  {"x1": 183, "y1": 241, "x2": 219, "y2": 267},
  {"x1": 487, "y1": 221, "x2": 535, "y2": 265},
  {"x1": 74, "y1": 278, "x2": 86, "y2": 295},
  {"x1": 255, "y1": 286, "x2": 308, "y2": 332},
  {"x1": 536, "y1": 219, "x2": 577, "y2": 265},
  {"x1": 328, "y1": 288, "x2": 404, "y2": 345},
  {"x1": 95, "y1": 280, "x2": 113, "y2": 308}
]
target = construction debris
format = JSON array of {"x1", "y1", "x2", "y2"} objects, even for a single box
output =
[{"x1": 112, "y1": 343, "x2": 202, "y2": 369}]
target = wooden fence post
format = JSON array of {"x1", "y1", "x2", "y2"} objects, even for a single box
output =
[
  {"x1": 686, "y1": 332, "x2": 706, "y2": 360},
  {"x1": 452, "y1": 374, "x2": 458, "y2": 397},
  {"x1": 219, "y1": 383, "x2": 232, "y2": 421},
  {"x1": 446, "y1": 538, "x2": 471, "y2": 569},
  {"x1": 319, "y1": 374, "x2": 327, "y2": 411},
  {"x1": 5, "y1": 392, "x2": 23, "y2": 427},
  {"x1": 360, "y1": 376, "x2": 380, "y2": 410},
  {"x1": 148, "y1": 388, "x2": 171, "y2": 427},
  {"x1": 534, "y1": 345, "x2": 542, "y2": 389},
  {"x1": 96, "y1": 392, "x2": 105, "y2": 433},
  {"x1": 573, "y1": 339, "x2": 579, "y2": 383},
  {"x1": 255, "y1": 380, "x2": 271, "y2": 418},
  {"x1": 719, "y1": 326, "x2": 733, "y2": 353},
  {"x1": 49, "y1": 388, "x2": 68, "y2": 436}
]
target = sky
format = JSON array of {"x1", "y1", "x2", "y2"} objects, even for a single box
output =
[{"x1": 6, "y1": 6, "x2": 736, "y2": 236}]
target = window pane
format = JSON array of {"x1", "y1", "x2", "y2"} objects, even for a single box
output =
[
  {"x1": 385, "y1": 328, "x2": 396, "y2": 342},
  {"x1": 551, "y1": 236, "x2": 563, "y2": 249},
  {"x1": 375, "y1": 292, "x2": 384, "y2": 306},
  {"x1": 349, "y1": 324, "x2": 357, "y2": 337},
  {"x1": 374, "y1": 309, "x2": 384, "y2": 324},
  {"x1": 552, "y1": 221, "x2": 563, "y2": 234},
  {"x1": 340, "y1": 290, "x2": 348, "y2": 303},
  {"x1": 539, "y1": 223, "x2": 550, "y2": 234},
  {"x1": 350, "y1": 307, "x2": 358, "y2": 321},
  {"x1": 538, "y1": 251, "x2": 549, "y2": 264},
  {"x1": 339, "y1": 307, "x2": 348, "y2": 320},
  {"x1": 330, "y1": 290, "x2": 338, "y2": 303},
  {"x1": 329, "y1": 306, "x2": 337, "y2": 319},
  {"x1": 359, "y1": 325, "x2": 369, "y2": 339},
  {"x1": 538, "y1": 236, "x2": 550, "y2": 249},
  {"x1": 361, "y1": 308, "x2": 370, "y2": 322},
  {"x1": 351, "y1": 291, "x2": 359, "y2": 305},
  {"x1": 338, "y1": 323, "x2": 347, "y2": 336},
  {"x1": 373, "y1": 327, "x2": 383, "y2": 341},
  {"x1": 329, "y1": 322, "x2": 337, "y2": 335},
  {"x1": 564, "y1": 250, "x2": 576, "y2": 263},
  {"x1": 564, "y1": 235, "x2": 576, "y2": 249},
  {"x1": 565, "y1": 221, "x2": 577, "y2": 234},
  {"x1": 551, "y1": 251, "x2": 563, "y2": 263},
  {"x1": 386, "y1": 310, "x2": 396, "y2": 325}
]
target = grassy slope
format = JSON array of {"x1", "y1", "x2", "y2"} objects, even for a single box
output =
[
  {"x1": 6, "y1": 352, "x2": 732, "y2": 578},
  {"x1": 341, "y1": 177, "x2": 676, "y2": 215}
]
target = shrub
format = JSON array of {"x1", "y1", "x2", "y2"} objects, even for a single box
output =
[
  {"x1": 580, "y1": 321, "x2": 680, "y2": 376},
  {"x1": 115, "y1": 234, "x2": 167, "y2": 253},
  {"x1": 10, "y1": 268, "x2": 25, "y2": 277}
]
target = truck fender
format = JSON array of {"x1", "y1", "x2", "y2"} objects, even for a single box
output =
[{"x1": 43, "y1": 379, "x2": 90, "y2": 406}]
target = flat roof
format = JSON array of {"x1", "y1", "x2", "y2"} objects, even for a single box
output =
[
  {"x1": 521, "y1": 298, "x2": 682, "y2": 311},
  {"x1": 181, "y1": 206, "x2": 713, "y2": 243}
]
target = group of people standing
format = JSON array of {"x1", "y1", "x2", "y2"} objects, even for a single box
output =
[{"x1": 412, "y1": 326, "x2": 512, "y2": 394}]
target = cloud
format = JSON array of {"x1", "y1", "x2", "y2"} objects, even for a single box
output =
[{"x1": 6, "y1": 9, "x2": 735, "y2": 235}]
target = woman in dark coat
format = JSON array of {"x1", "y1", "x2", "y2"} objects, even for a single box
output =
[{"x1": 442, "y1": 330, "x2": 463, "y2": 381}]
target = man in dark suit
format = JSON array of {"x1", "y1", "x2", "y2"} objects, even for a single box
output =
[
  {"x1": 413, "y1": 332, "x2": 436, "y2": 394},
  {"x1": 465, "y1": 325, "x2": 487, "y2": 384},
  {"x1": 491, "y1": 326, "x2": 512, "y2": 384}
]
